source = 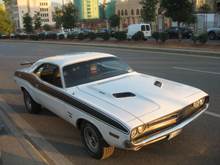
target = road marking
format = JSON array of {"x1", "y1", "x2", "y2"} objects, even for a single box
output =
[
  {"x1": 205, "y1": 111, "x2": 220, "y2": 119},
  {"x1": 0, "y1": 95, "x2": 74, "y2": 165},
  {"x1": 173, "y1": 66, "x2": 220, "y2": 75}
]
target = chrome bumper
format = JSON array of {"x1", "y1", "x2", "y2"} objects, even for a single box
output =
[{"x1": 125, "y1": 104, "x2": 209, "y2": 151}]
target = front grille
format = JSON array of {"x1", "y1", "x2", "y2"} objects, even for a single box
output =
[{"x1": 133, "y1": 96, "x2": 209, "y2": 143}]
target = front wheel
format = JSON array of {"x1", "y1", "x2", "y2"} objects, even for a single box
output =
[
  {"x1": 81, "y1": 122, "x2": 115, "y2": 159},
  {"x1": 23, "y1": 89, "x2": 41, "y2": 114},
  {"x1": 208, "y1": 32, "x2": 216, "y2": 40}
]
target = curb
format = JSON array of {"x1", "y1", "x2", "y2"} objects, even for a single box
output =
[{"x1": 1, "y1": 39, "x2": 220, "y2": 56}]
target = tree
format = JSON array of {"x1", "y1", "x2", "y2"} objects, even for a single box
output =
[
  {"x1": 0, "y1": 5, "x2": 13, "y2": 34},
  {"x1": 23, "y1": 13, "x2": 33, "y2": 33},
  {"x1": 140, "y1": 0, "x2": 158, "y2": 23},
  {"x1": 109, "y1": 14, "x2": 120, "y2": 29},
  {"x1": 43, "y1": 24, "x2": 51, "y2": 31},
  {"x1": 62, "y1": 3, "x2": 78, "y2": 29},
  {"x1": 53, "y1": 7, "x2": 63, "y2": 28},
  {"x1": 161, "y1": 0, "x2": 194, "y2": 40},
  {"x1": 33, "y1": 12, "x2": 42, "y2": 30}
]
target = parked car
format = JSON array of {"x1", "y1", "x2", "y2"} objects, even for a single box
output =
[
  {"x1": 165, "y1": 27, "x2": 193, "y2": 39},
  {"x1": 207, "y1": 27, "x2": 220, "y2": 40},
  {"x1": 127, "y1": 23, "x2": 152, "y2": 40},
  {"x1": 14, "y1": 52, "x2": 209, "y2": 159}
]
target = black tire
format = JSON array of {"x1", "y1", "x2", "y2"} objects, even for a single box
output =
[
  {"x1": 81, "y1": 122, "x2": 115, "y2": 159},
  {"x1": 208, "y1": 32, "x2": 216, "y2": 40},
  {"x1": 23, "y1": 89, "x2": 41, "y2": 114}
]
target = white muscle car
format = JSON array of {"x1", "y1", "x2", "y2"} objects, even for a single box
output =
[{"x1": 14, "y1": 52, "x2": 209, "y2": 159}]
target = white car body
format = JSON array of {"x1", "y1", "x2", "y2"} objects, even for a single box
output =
[
  {"x1": 14, "y1": 52, "x2": 209, "y2": 152},
  {"x1": 127, "y1": 23, "x2": 152, "y2": 39}
]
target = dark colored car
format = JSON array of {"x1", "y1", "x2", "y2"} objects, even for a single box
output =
[{"x1": 165, "y1": 27, "x2": 193, "y2": 39}]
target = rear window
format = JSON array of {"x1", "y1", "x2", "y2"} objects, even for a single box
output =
[
  {"x1": 146, "y1": 25, "x2": 150, "y2": 31},
  {"x1": 141, "y1": 25, "x2": 146, "y2": 31}
]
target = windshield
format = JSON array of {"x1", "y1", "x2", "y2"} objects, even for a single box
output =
[{"x1": 63, "y1": 57, "x2": 133, "y2": 88}]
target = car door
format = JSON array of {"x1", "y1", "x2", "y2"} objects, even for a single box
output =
[{"x1": 33, "y1": 63, "x2": 67, "y2": 119}]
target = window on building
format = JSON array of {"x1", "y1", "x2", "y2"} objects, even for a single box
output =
[
  {"x1": 125, "y1": 9, "x2": 128, "y2": 15},
  {"x1": 131, "y1": 9, "x2": 134, "y2": 15},
  {"x1": 136, "y1": 9, "x2": 139, "y2": 15},
  {"x1": 121, "y1": 9, "x2": 124, "y2": 16}
]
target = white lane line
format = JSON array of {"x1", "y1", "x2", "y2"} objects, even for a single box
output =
[
  {"x1": 205, "y1": 111, "x2": 220, "y2": 119},
  {"x1": 173, "y1": 66, "x2": 220, "y2": 75},
  {"x1": 0, "y1": 96, "x2": 74, "y2": 165}
]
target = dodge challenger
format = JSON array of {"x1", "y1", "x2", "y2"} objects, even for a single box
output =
[{"x1": 14, "y1": 52, "x2": 209, "y2": 159}]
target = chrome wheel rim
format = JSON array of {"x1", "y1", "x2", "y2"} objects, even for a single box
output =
[{"x1": 84, "y1": 126, "x2": 99, "y2": 153}]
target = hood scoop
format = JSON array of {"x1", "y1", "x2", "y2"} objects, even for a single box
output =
[
  {"x1": 113, "y1": 92, "x2": 136, "y2": 98},
  {"x1": 154, "y1": 81, "x2": 162, "y2": 88}
]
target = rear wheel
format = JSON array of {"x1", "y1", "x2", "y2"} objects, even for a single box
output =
[
  {"x1": 208, "y1": 32, "x2": 216, "y2": 40},
  {"x1": 81, "y1": 122, "x2": 115, "y2": 159},
  {"x1": 23, "y1": 89, "x2": 41, "y2": 114}
]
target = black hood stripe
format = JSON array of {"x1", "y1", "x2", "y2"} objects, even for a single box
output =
[{"x1": 15, "y1": 71, "x2": 129, "y2": 134}]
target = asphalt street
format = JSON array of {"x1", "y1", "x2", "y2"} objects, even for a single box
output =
[{"x1": 0, "y1": 41, "x2": 220, "y2": 165}]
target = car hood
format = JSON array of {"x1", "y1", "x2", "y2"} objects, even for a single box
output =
[{"x1": 69, "y1": 72, "x2": 207, "y2": 124}]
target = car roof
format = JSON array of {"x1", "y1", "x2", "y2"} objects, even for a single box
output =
[{"x1": 38, "y1": 52, "x2": 116, "y2": 67}]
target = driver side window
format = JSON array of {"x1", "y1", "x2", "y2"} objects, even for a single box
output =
[{"x1": 34, "y1": 63, "x2": 62, "y2": 88}]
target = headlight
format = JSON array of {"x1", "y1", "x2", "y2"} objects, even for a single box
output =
[
  {"x1": 193, "y1": 98, "x2": 205, "y2": 108},
  {"x1": 131, "y1": 124, "x2": 146, "y2": 139},
  {"x1": 131, "y1": 128, "x2": 138, "y2": 138},
  {"x1": 137, "y1": 125, "x2": 145, "y2": 134}
]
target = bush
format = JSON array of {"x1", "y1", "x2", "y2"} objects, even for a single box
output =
[
  {"x1": 152, "y1": 32, "x2": 160, "y2": 42},
  {"x1": 17, "y1": 34, "x2": 28, "y2": 40},
  {"x1": 58, "y1": 34, "x2": 65, "y2": 40},
  {"x1": 132, "y1": 31, "x2": 144, "y2": 41},
  {"x1": 29, "y1": 34, "x2": 39, "y2": 40},
  {"x1": 191, "y1": 33, "x2": 208, "y2": 44},
  {"x1": 102, "y1": 32, "x2": 110, "y2": 40},
  {"x1": 159, "y1": 32, "x2": 168, "y2": 43},
  {"x1": 114, "y1": 31, "x2": 127, "y2": 41},
  {"x1": 198, "y1": 32, "x2": 208, "y2": 44},
  {"x1": 77, "y1": 33, "x2": 86, "y2": 40},
  {"x1": 67, "y1": 33, "x2": 76, "y2": 40},
  {"x1": 88, "y1": 32, "x2": 96, "y2": 40}
]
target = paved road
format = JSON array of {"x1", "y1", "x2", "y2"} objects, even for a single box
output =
[{"x1": 0, "y1": 41, "x2": 220, "y2": 165}]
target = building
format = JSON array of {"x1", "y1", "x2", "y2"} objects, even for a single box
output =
[
  {"x1": 6, "y1": 0, "x2": 55, "y2": 30},
  {"x1": 115, "y1": 0, "x2": 142, "y2": 30},
  {"x1": 75, "y1": 0, "x2": 99, "y2": 20}
]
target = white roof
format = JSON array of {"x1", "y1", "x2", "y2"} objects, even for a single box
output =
[{"x1": 39, "y1": 52, "x2": 116, "y2": 67}]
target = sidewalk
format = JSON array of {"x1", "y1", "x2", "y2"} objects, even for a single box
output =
[
  {"x1": 1, "y1": 39, "x2": 220, "y2": 56},
  {"x1": 0, "y1": 109, "x2": 47, "y2": 165}
]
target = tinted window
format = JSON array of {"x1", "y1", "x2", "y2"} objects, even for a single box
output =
[
  {"x1": 34, "y1": 63, "x2": 62, "y2": 88},
  {"x1": 63, "y1": 57, "x2": 133, "y2": 88},
  {"x1": 141, "y1": 25, "x2": 146, "y2": 31},
  {"x1": 146, "y1": 25, "x2": 150, "y2": 31}
]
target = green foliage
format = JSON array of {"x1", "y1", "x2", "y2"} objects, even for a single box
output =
[
  {"x1": 159, "y1": 32, "x2": 168, "y2": 43},
  {"x1": 114, "y1": 31, "x2": 127, "y2": 41},
  {"x1": 161, "y1": 0, "x2": 194, "y2": 26},
  {"x1": 46, "y1": 32, "x2": 57, "y2": 39},
  {"x1": 191, "y1": 33, "x2": 208, "y2": 44},
  {"x1": 152, "y1": 32, "x2": 160, "y2": 42},
  {"x1": 198, "y1": 33, "x2": 208, "y2": 44},
  {"x1": 38, "y1": 33, "x2": 46, "y2": 40},
  {"x1": 77, "y1": 33, "x2": 85, "y2": 40},
  {"x1": 140, "y1": 0, "x2": 158, "y2": 23},
  {"x1": 58, "y1": 34, "x2": 64, "y2": 40},
  {"x1": 33, "y1": 12, "x2": 42, "y2": 30},
  {"x1": 62, "y1": 3, "x2": 78, "y2": 29},
  {"x1": 102, "y1": 32, "x2": 111, "y2": 40},
  {"x1": 132, "y1": 31, "x2": 145, "y2": 41},
  {"x1": 53, "y1": 7, "x2": 63, "y2": 28},
  {"x1": 0, "y1": 5, "x2": 13, "y2": 35},
  {"x1": 109, "y1": 14, "x2": 120, "y2": 28},
  {"x1": 88, "y1": 32, "x2": 96, "y2": 40},
  {"x1": 43, "y1": 24, "x2": 51, "y2": 31},
  {"x1": 23, "y1": 13, "x2": 33, "y2": 33}
]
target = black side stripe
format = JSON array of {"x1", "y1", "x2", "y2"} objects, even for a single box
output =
[{"x1": 15, "y1": 71, "x2": 129, "y2": 134}]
